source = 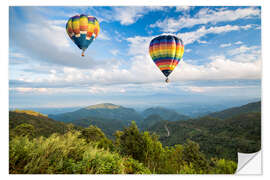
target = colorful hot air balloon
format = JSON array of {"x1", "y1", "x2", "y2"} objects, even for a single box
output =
[
  {"x1": 66, "y1": 14, "x2": 100, "y2": 57},
  {"x1": 149, "y1": 35, "x2": 184, "y2": 83}
]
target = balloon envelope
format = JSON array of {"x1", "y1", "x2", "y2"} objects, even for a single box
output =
[
  {"x1": 66, "y1": 14, "x2": 100, "y2": 55},
  {"x1": 149, "y1": 35, "x2": 184, "y2": 78}
]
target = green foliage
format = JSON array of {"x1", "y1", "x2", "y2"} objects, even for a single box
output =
[
  {"x1": 10, "y1": 123, "x2": 36, "y2": 139},
  {"x1": 9, "y1": 131, "x2": 150, "y2": 174},
  {"x1": 70, "y1": 117, "x2": 125, "y2": 139},
  {"x1": 80, "y1": 125, "x2": 106, "y2": 142},
  {"x1": 209, "y1": 158, "x2": 237, "y2": 174},
  {"x1": 122, "y1": 158, "x2": 151, "y2": 174},
  {"x1": 79, "y1": 125, "x2": 114, "y2": 150},
  {"x1": 116, "y1": 121, "x2": 163, "y2": 171},
  {"x1": 182, "y1": 140, "x2": 210, "y2": 172}
]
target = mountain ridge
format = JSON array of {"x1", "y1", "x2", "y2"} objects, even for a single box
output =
[{"x1": 49, "y1": 103, "x2": 143, "y2": 124}]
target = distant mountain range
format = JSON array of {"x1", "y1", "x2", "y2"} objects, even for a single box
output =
[{"x1": 48, "y1": 104, "x2": 190, "y2": 132}]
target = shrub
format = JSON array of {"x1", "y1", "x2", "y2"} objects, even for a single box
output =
[{"x1": 9, "y1": 131, "x2": 150, "y2": 174}]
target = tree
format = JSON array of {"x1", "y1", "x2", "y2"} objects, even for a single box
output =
[
  {"x1": 80, "y1": 125, "x2": 106, "y2": 143},
  {"x1": 116, "y1": 121, "x2": 163, "y2": 171},
  {"x1": 182, "y1": 139, "x2": 210, "y2": 173}
]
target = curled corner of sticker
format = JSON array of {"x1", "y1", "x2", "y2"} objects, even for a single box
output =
[{"x1": 236, "y1": 150, "x2": 262, "y2": 175}]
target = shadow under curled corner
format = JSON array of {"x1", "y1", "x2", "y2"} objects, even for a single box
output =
[{"x1": 235, "y1": 150, "x2": 262, "y2": 175}]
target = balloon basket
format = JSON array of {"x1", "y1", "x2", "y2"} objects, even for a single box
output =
[{"x1": 165, "y1": 78, "x2": 169, "y2": 83}]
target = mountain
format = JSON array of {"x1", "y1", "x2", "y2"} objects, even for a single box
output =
[
  {"x1": 148, "y1": 111, "x2": 261, "y2": 161},
  {"x1": 142, "y1": 107, "x2": 189, "y2": 121},
  {"x1": 49, "y1": 103, "x2": 143, "y2": 124},
  {"x1": 9, "y1": 110, "x2": 74, "y2": 138},
  {"x1": 208, "y1": 101, "x2": 261, "y2": 119}
]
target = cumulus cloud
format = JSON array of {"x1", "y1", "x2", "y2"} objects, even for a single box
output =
[{"x1": 150, "y1": 7, "x2": 260, "y2": 32}]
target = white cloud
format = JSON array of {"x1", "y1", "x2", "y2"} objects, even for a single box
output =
[
  {"x1": 172, "y1": 58, "x2": 261, "y2": 81},
  {"x1": 175, "y1": 6, "x2": 193, "y2": 12},
  {"x1": 88, "y1": 86, "x2": 126, "y2": 94},
  {"x1": 183, "y1": 85, "x2": 258, "y2": 93},
  {"x1": 228, "y1": 45, "x2": 259, "y2": 56},
  {"x1": 27, "y1": 20, "x2": 70, "y2": 49},
  {"x1": 12, "y1": 87, "x2": 48, "y2": 94},
  {"x1": 220, "y1": 43, "x2": 232, "y2": 48},
  {"x1": 197, "y1": 40, "x2": 207, "y2": 44},
  {"x1": 179, "y1": 24, "x2": 253, "y2": 45},
  {"x1": 98, "y1": 30, "x2": 111, "y2": 40},
  {"x1": 126, "y1": 36, "x2": 153, "y2": 56},
  {"x1": 227, "y1": 45, "x2": 261, "y2": 63},
  {"x1": 150, "y1": 7, "x2": 260, "y2": 32},
  {"x1": 111, "y1": 7, "x2": 164, "y2": 25}
]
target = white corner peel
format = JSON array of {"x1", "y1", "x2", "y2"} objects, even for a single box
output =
[{"x1": 236, "y1": 150, "x2": 262, "y2": 175}]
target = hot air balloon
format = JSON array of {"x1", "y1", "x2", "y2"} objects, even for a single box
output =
[
  {"x1": 66, "y1": 14, "x2": 100, "y2": 57},
  {"x1": 149, "y1": 35, "x2": 184, "y2": 83}
]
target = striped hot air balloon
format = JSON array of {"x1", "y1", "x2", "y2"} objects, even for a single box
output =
[
  {"x1": 149, "y1": 35, "x2": 184, "y2": 83},
  {"x1": 66, "y1": 14, "x2": 100, "y2": 57}
]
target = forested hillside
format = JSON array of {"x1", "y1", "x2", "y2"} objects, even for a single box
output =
[
  {"x1": 9, "y1": 110, "x2": 77, "y2": 138},
  {"x1": 148, "y1": 112, "x2": 261, "y2": 161},
  {"x1": 142, "y1": 107, "x2": 189, "y2": 121},
  {"x1": 208, "y1": 101, "x2": 261, "y2": 119}
]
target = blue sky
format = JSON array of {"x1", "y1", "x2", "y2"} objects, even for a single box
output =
[{"x1": 9, "y1": 6, "x2": 261, "y2": 108}]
